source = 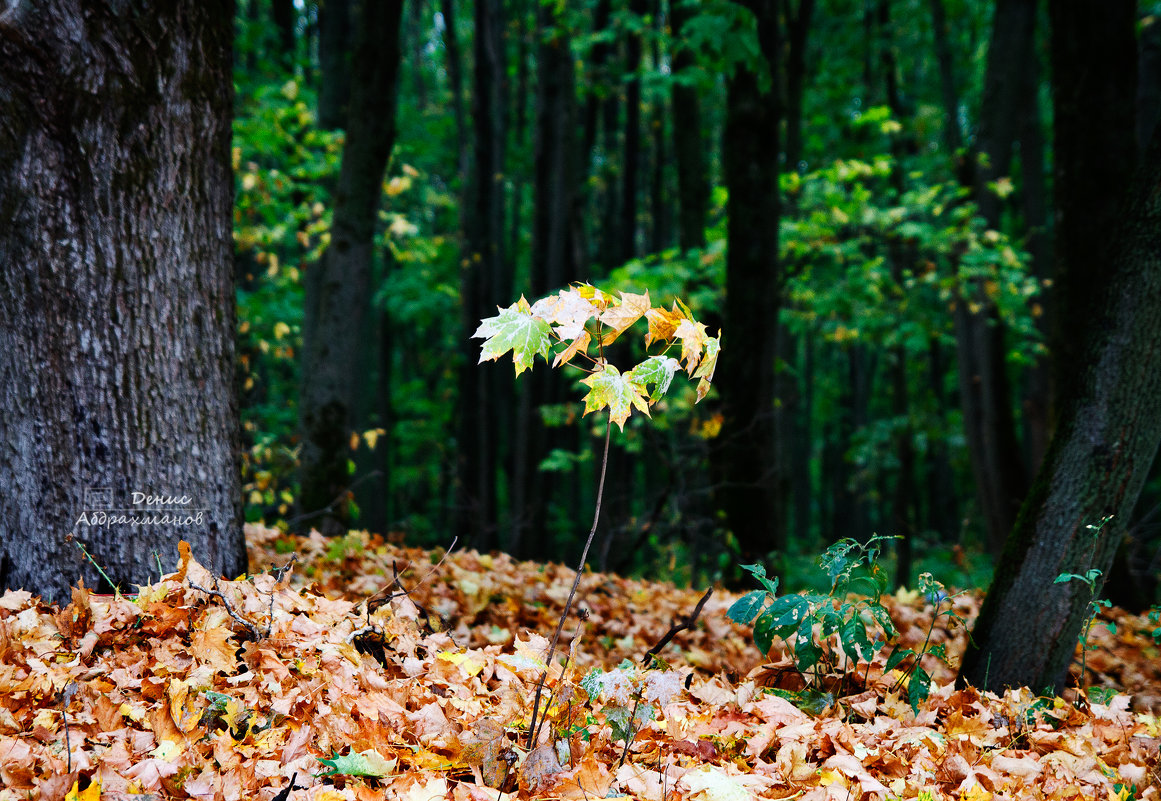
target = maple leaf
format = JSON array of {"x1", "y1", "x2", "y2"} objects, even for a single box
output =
[
  {"x1": 627, "y1": 355, "x2": 681, "y2": 403},
  {"x1": 644, "y1": 303, "x2": 686, "y2": 347},
  {"x1": 694, "y1": 336, "x2": 720, "y2": 401},
  {"x1": 473, "y1": 297, "x2": 553, "y2": 376},
  {"x1": 674, "y1": 318, "x2": 710, "y2": 373},
  {"x1": 530, "y1": 287, "x2": 599, "y2": 340},
  {"x1": 580, "y1": 363, "x2": 650, "y2": 431},
  {"x1": 598, "y1": 289, "x2": 650, "y2": 345},
  {"x1": 552, "y1": 330, "x2": 591, "y2": 369}
]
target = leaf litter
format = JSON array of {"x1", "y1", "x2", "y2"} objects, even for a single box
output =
[{"x1": 1, "y1": 525, "x2": 1158, "y2": 800}]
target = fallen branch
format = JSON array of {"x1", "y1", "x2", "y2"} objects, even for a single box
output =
[{"x1": 641, "y1": 587, "x2": 713, "y2": 664}]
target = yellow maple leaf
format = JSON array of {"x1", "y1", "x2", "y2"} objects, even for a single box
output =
[
  {"x1": 65, "y1": 778, "x2": 101, "y2": 801},
  {"x1": 599, "y1": 289, "x2": 650, "y2": 345}
]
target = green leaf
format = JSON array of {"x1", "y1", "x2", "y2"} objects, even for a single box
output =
[
  {"x1": 316, "y1": 748, "x2": 397, "y2": 778},
  {"x1": 727, "y1": 591, "x2": 768, "y2": 625},
  {"x1": 739, "y1": 563, "x2": 780, "y2": 596},
  {"x1": 473, "y1": 298, "x2": 554, "y2": 376},
  {"x1": 884, "y1": 646, "x2": 914, "y2": 673},
  {"x1": 793, "y1": 617, "x2": 822, "y2": 673},
  {"x1": 580, "y1": 363, "x2": 650, "y2": 431},
  {"x1": 908, "y1": 665, "x2": 931, "y2": 714},
  {"x1": 628, "y1": 355, "x2": 681, "y2": 403}
]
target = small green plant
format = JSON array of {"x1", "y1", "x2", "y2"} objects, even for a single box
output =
[
  {"x1": 1053, "y1": 515, "x2": 1113, "y2": 690},
  {"x1": 728, "y1": 536, "x2": 963, "y2": 714},
  {"x1": 579, "y1": 661, "x2": 685, "y2": 767},
  {"x1": 474, "y1": 282, "x2": 719, "y2": 748}
]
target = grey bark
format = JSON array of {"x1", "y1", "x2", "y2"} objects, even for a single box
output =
[{"x1": 0, "y1": 0, "x2": 244, "y2": 601}]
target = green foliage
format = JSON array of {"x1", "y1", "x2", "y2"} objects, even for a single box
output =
[
  {"x1": 728, "y1": 538, "x2": 964, "y2": 714},
  {"x1": 1054, "y1": 516, "x2": 1115, "y2": 690}
]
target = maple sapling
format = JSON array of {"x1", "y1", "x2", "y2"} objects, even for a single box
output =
[{"x1": 473, "y1": 283, "x2": 720, "y2": 749}]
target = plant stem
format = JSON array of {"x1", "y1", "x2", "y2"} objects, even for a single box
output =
[{"x1": 528, "y1": 415, "x2": 613, "y2": 748}]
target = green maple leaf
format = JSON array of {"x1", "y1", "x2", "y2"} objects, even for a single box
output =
[
  {"x1": 473, "y1": 297, "x2": 553, "y2": 376},
  {"x1": 628, "y1": 355, "x2": 681, "y2": 403},
  {"x1": 693, "y1": 336, "x2": 720, "y2": 401},
  {"x1": 316, "y1": 748, "x2": 397, "y2": 778},
  {"x1": 580, "y1": 363, "x2": 650, "y2": 431}
]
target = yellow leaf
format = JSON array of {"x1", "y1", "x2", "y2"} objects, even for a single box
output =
[
  {"x1": 65, "y1": 778, "x2": 101, "y2": 801},
  {"x1": 645, "y1": 303, "x2": 686, "y2": 346},
  {"x1": 166, "y1": 679, "x2": 202, "y2": 733},
  {"x1": 363, "y1": 428, "x2": 387, "y2": 450},
  {"x1": 273, "y1": 321, "x2": 291, "y2": 340},
  {"x1": 598, "y1": 289, "x2": 650, "y2": 345}
]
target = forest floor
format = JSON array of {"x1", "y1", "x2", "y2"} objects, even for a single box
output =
[{"x1": 1, "y1": 524, "x2": 1159, "y2": 800}]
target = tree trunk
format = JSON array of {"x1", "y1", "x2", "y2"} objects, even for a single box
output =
[
  {"x1": 0, "y1": 0, "x2": 244, "y2": 601},
  {"x1": 620, "y1": 0, "x2": 648, "y2": 263},
  {"x1": 927, "y1": 0, "x2": 963, "y2": 156},
  {"x1": 317, "y1": 0, "x2": 352, "y2": 129},
  {"x1": 456, "y1": 0, "x2": 509, "y2": 547},
  {"x1": 960, "y1": 123, "x2": 1161, "y2": 694},
  {"x1": 1048, "y1": 1, "x2": 1137, "y2": 401},
  {"x1": 299, "y1": 0, "x2": 405, "y2": 532},
  {"x1": 713, "y1": 0, "x2": 782, "y2": 566},
  {"x1": 954, "y1": 0, "x2": 1035, "y2": 553},
  {"x1": 670, "y1": 0, "x2": 710, "y2": 251},
  {"x1": 271, "y1": 0, "x2": 297, "y2": 69}
]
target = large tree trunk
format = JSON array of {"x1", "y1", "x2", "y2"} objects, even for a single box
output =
[
  {"x1": 299, "y1": 0, "x2": 404, "y2": 532},
  {"x1": 713, "y1": 0, "x2": 782, "y2": 566},
  {"x1": 960, "y1": 123, "x2": 1161, "y2": 694},
  {"x1": 0, "y1": 0, "x2": 244, "y2": 601}
]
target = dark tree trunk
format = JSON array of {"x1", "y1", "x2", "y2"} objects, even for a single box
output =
[
  {"x1": 713, "y1": 0, "x2": 782, "y2": 566},
  {"x1": 271, "y1": 0, "x2": 297, "y2": 68},
  {"x1": 317, "y1": 0, "x2": 352, "y2": 129},
  {"x1": 1048, "y1": 1, "x2": 1137, "y2": 399},
  {"x1": 0, "y1": 0, "x2": 244, "y2": 601},
  {"x1": 510, "y1": 2, "x2": 578, "y2": 555},
  {"x1": 1138, "y1": 15, "x2": 1161, "y2": 153},
  {"x1": 670, "y1": 0, "x2": 710, "y2": 251},
  {"x1": 1017, "y1": 31, "x2": 1052, "y2": 472},
  {"x1": 785, "y1": 0, "x2": 815, "y2": 171},
  {"x1": 954, "y1": 0, "x2": 1035, "y2": 553},
  {"x1": 620, "y1": 0, "x2": 648, "y2": 263},
  {"x1": 960, "y1": 124, "x2": 1161, "y2": 694},
  {"x1": 928, "y1": 0, "x2": 963, "y2": 156},
  {"x1": 299, "y1": 0, "x2": 405, "y2": 532},
  {"x1": 440, "y1": 0, "x2": 470, "y2": 189},
  {"x1": 456, "y1": 0, "x2": 509, "y2": 547}
]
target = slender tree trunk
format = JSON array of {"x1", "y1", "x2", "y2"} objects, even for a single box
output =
[
  {"x1": 456, "y1": 0, "x2": 509, "y2": 547},
  {"x1": 620, "y1": 0, "x2": 648, "y2": 263},
  {"x1": 299, "y1": 0, "x2": 405, "y2": 532},
  {"x1": 670, "y1": 0, "x2": 710, "y2": 251},
  {"x1": 785, "y1": 0, "x2": 815, "y2": 171},
  {"x1": 927, "y1": 0, "x2": 963, "y2": 157},
  {"x1": 317, "y1": 0, "x2": 352, "y2": 129},
  {"x1": 960, "y1": 122, "x2": 1161, "y2": 694},
  {"x1": 271, "y1": 0, "x2": 297, "y2": 69},
  {"x1": 0, "y1": 0, "x2": 244, "y2": 600},
  {"x1": 954, "y1": 0, "x2": 1035, "y2": 553},
  {"x1": 713, "y1": 0, "x2": 782, "y2": 566}
]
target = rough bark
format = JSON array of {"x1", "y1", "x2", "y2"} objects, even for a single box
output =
[
  {"x1": 0, "y1": 0, "x2": 244, "y2": 601},
  {"x1": 299, "y1": 0, "x2": 404, "y2": 531},
  {"x1": 713, "y1": 0, "x2": 782, "y2": 565},
  {"x1": 960, "y1": 124, "x2": 1161, "y2": 694},
  {"x1": 317, "y1": 0, "x2": 352, "y2": 129}
]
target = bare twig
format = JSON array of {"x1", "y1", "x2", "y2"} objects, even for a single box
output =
[
  {"x1": 188, "y1": 576, "x2": 262, "y2": 640},
  {"x1": 527, "y1": 416, "x2": 613, "y2": 749},
  {"x1": 641, "y1": 587, "x2": 713, "y2": 665}
]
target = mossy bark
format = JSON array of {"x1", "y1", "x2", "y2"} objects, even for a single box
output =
[{"x1": 0, "y1": 0, "x2": 243, "y2": 601}]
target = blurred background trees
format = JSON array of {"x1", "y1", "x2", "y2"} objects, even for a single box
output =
[{"x1": 232, "y1": 0, "x2": 1161, "y2": 616}]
